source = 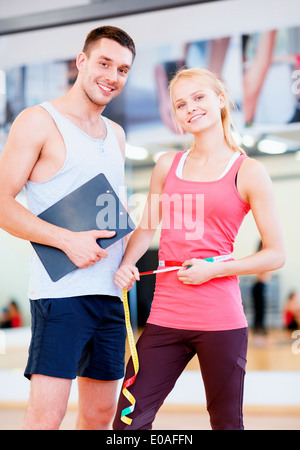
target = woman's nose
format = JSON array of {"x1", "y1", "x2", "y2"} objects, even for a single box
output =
[{"x1": 187, "y1": 102, "x2": 198, "y2": 113}]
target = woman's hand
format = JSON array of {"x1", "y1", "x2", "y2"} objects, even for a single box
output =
[
  {"x1": 114, "y1": 264, "x2": 140, "y2": 290},
  {"x1": 177, "y1": 258, "x2": 221, "y2": 285}
]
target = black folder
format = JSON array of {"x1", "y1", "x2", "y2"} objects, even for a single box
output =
[{"x1": 31, "y1": 173, "x2": 135, "y2": 282}]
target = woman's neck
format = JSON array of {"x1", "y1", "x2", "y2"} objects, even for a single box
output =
[{"x1": 191, "y1": 126, "x2": 233, "y2": 162}]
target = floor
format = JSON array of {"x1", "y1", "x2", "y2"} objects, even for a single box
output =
[
  {"x1": 0, "y1": 327, "x2": 299, "y2": 430},
  {"x1": 1, "y1": 405, "x2": 300, "y2": 430}
]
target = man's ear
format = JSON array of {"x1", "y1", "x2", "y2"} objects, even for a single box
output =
[{"x1": 76, "y1": 52, "x2": 86, "y2": 72}]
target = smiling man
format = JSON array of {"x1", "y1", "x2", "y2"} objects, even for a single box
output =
[{"x1": 0, "y1": 26, "x2": 135, "y2": 430}]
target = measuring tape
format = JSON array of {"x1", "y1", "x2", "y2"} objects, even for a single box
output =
[
  {"x1": 120, "y1": 254, "x2": 231, "y2": 424},
  {"x1": 139, "y1": 255, "x2": 231, "y2": 276},
  {"x1": 120, "y1": 288, "x2": 139, "y2": 425}
]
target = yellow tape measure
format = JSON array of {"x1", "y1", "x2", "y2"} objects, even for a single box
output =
[{"x1": 121, "y1": 289, "x2": 139, "y2": 425}]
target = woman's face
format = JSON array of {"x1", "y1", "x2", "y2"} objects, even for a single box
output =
[{"x1": 172, "y1": 78, "x2": 225, "y2": 135}]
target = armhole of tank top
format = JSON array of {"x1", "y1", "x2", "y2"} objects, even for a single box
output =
[
  {"x1": 233, "y1": 154, "x2": 247, "y2": 183},
  {"x1": 36, "y1": 103, "x2": 69, "y2": 176},
  {"x1": 233, "y1": 155, "x2": 250, "y2": 209},
  {"x1": 102, "y1": 117, "x2": 124, "y2": 160},
  {"x1": 38, "y1": 102, "x2": 66, "y2": 137}
]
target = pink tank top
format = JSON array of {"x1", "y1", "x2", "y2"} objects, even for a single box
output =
[{"x1": 147, "y1": 150, "x2": 251, "y2": 331}]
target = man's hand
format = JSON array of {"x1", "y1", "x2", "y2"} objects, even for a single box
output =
[{"x1": 61, "y1": 229, "x2": 116, "y2": 268}]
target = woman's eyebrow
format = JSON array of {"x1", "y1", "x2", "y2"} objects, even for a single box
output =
[{"x1": 174, "y1": 90, "x2": 205, "y2": 105}]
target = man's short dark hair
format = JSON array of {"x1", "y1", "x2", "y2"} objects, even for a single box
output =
[{"x1": 83, "y1": 25, "x2": 136, "y2": 60}]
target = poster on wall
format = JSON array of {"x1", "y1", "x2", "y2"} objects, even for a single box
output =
[
  {"x1": 0, "y1": 25, "x2": 299, "y2": 157},
  {"x1": 124, "y1": 34, "x2": 243, "y2": 153},
  {"x1": 242, "y1": 26, "x2": 300, "y2": 128}
]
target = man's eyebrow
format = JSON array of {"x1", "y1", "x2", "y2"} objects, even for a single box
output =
[
  {"x1": 98, "y1": 55, "x2": 131, "y2": 69},
  {"x1": 98, "y1": 55, "x2": 112, "y2": 61}
]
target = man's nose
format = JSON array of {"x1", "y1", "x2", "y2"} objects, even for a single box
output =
[{"x1": 105, "y1": 66, "x2": 118, "y2": 83}]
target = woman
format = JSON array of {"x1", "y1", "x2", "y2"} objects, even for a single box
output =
[
  {"x1": 284, "y1": 291, "x2": 300, "y2": 330},
  {"x1": 113, "y1": 68, "x2": 285, "y2": 430}
]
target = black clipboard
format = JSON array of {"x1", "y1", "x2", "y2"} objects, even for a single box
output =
[{"x1": 31, "y1": 173, "x2": 135, "y2": 282}]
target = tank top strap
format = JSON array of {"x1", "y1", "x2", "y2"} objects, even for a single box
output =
[
  {"x1": 101, "y1": 115, "x2": 112, "y2": 139},
  {"x1": 165, "y1": 150, "x2": 187, "y2": 180},
  {"x1": 39, "y1": 101, "x2": 70, "y2": 136},
  {"x1": 225, "y1": 153, "x2": 248, "y2": 183}
]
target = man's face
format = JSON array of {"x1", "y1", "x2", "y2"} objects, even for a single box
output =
[{"x1": 77, "y1": 38, "x2": 133, "y2": 107}]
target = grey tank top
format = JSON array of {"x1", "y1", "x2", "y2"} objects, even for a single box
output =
[{"x1": 25, "y1": 101, "x2": 124, "y2": 300}]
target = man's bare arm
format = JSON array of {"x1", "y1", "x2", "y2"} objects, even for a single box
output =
[{"x1": 0, "y1": 107, "x2": 114, "y2": 268}]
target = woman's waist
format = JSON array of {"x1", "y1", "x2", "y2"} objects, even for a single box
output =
[{"x1": 158, "y1": 247, "x2": 234, "y2": 264}]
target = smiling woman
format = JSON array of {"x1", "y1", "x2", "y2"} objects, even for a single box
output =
[
  {"x1": 112, "y1": 67, "x2": 285, "y2": 431},
  {"x1": 169, "y1": 68, "x2": 243, "y2": 155}
]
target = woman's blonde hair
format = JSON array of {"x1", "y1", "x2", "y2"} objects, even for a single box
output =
[{"x1": 169, "y1": 67, "x2": 244, "y2": 154}]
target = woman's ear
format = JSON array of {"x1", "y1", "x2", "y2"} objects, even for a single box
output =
[{"x1": 219, "y1": 92, "x2": 226, "y2": 109}]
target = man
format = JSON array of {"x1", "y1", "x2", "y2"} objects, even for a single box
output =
[{"x1": 0, "y1": 26, "x2": 135, "y2": 430}]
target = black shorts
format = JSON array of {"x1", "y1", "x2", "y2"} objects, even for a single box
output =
[{"x1": 24, "y1": 294, "x2": 126, "y2": 381}]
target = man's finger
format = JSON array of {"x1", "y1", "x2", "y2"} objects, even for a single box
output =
[{"x1": 95, "y1": 230, "x2": 116, "y2": 238}]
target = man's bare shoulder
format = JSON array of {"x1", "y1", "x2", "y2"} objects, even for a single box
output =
[
  {"x1": 5, "y1": 106, "x2": 56, "y2": 152},
  {"x1": 12, "y1": 105, "x2": 52, "y2": 131},
  {"x1": 9, "y1": 106, "x2": 54, "y2": 145}
]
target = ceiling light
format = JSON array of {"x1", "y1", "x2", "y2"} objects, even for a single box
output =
[
  {"x1": 125, "y1": 144, "x2": 149, "y2": 161},
  {"x1": 242, "y1": 134, "x2": 256, "y2": 148},
  {"x1": 257, "y1": 139, "x2": 287, "y2": 154},
  {"x1": 295, "y1": 151, "x2": 300, "y2": 161}
]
